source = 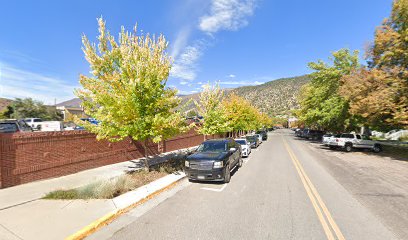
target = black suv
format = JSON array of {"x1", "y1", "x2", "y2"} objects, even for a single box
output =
[
  {"x1": 185, "y1": 139, "x2": 242, "y2": 183},
  {"x1": 0, "y1": 119, "x2": 32, "y2": 133},
  {"x1": 256, "y1": 130, "x2": 268, "y2": 141}
]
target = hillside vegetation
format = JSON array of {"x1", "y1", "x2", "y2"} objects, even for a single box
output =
[
  {"x1": 180, "y1": 75, "x2": 309, "y2": 117},
  {"x1": 231, "y1": 75, "x2": 309, "y2": 117},
  {"x1": 0, "y1": 98, "x2": 13, "y2": 112}
]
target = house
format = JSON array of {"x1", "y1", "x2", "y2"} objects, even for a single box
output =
[
  {"x1": 288, "y1": 117, "x2": 299, "y2": 128},
  {"x1": 56, "y1": 98, "x2": 87, "y2": 121}
]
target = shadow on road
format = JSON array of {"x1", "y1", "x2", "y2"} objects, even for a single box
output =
[
  {"x1": 293, "y1": 135, "x2": 408, "y2": 162},
  {"x1": 188, "y1": 166, "x2": 240, "y2": 185}
]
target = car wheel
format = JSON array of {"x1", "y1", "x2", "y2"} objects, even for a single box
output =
[
  {"x1": 238, "y1": 157, "x2": 243, "y2": 168},
  {"x1": 373, "y1": 144, "x2": 382, "y2": 153},
  {"x1": 345, "y1": 144, "x2": 352, "y2": 152},
  {"x1": 224, "y1": 166, "x2": 231, "y2": 183}
]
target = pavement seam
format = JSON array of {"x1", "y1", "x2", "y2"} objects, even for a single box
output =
[
  {"x1": 0, "y1": 223, "x2": 24, "y2": 240},
  {"x1": 0, "y1": 199, "x2": 39, "y2": 211}
]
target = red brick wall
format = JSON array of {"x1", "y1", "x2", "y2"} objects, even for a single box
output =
[{"x1": 0, "y1": 129, "x2": 225, "y2": 188}]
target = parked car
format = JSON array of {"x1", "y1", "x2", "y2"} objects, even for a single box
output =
[
  {"x1": 184, "y1": 139, "x2": 242, "y2": 183},
  {"x1": 301, "y1": 128, "x2": 309, "y2": 138},
  {"x1": 329, "y1": 133, "x2": 382, "y2": 153},
  {"x1": 235, "y1": 138, "x2": 251, "y2": 157},
  {"x1": 295, "y1": 128, "x2": 303, "y2": 137},
  {"x1": 0, "y1": 119, "x2": 32, "y2": 133},
  {"x1": 80, "y1": 118, "x2": 100, "y2": 125},
  {"x1": 38, "y1": 121, "x2": 64, "y2": 131},
  {"x1": 254, "y1": 134, "x2": 263, "y2": 144},
  {"x1": 326, "y1": 134, "x2": 341, "y2": 148},
  {"x1": 322, "y1": 134, "x2": 333, "y2": 145},
  {"x1": 24, "y1": 118, "x2": 42, "y2": 130},
  {"x1": 256, "y1": 130, "x2": 268, "y2": 141},
  {"x1": 304, "y1": 130, "x2": 325, "y2": 140},
  {"x1": 246, "y1": 135, "x2": 260, "y2": 148}
]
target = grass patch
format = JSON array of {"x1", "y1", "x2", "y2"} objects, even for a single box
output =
[
  {"x1": 398, "y1": 135, "x2": 408, "y2": 142},
  {"x1": 43, "y1": 157, "x2": 185, "y2": 200},
  {"x1": 379, "y1": 145, "x2": 408, "y2": 161}
]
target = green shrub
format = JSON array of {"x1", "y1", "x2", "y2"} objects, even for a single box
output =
[{"x1": 43, "y1": 189, "x2": 79, "y2": 199}]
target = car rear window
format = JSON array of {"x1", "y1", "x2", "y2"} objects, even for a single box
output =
[
  {"x1": 341, "y1": 134, "x2": 354, "y2": 139},
  {"x1": 0, "y1": 123, "x2": 18, "y2": 133}
]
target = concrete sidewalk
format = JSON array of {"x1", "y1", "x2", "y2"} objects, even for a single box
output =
[{"x1": 0, "y1": 147, "x2": 194, "y2": 240}]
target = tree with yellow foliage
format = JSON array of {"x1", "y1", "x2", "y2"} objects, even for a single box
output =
[{"x1": 75, "y1": 18, "x2": 189, "y2": 170}]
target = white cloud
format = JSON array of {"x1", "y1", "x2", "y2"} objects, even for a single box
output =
[
  {"x1": 218, "y1": 80, "x2": 264, "y2": 85},
  {"x1": 199, "y1": 0, "x2": 256, "y2": 34},
  {"x1": 177, "y1": 89, "x2": 199, "y2": 95},
  {"x1": 0, "y1": 62, "x2": 77, "y2": 104},
  {"x1": 170, "y1": 27, "x2": 191, "y2": 59},
  {"x1": 170, "y1": 44, "x2": 203, "y2": 81},
  {"x1": 228, "y1": 74, "x2": 236, "y2": 78},
  {"x1": 170, "y1": 0, "x2": 257, "y2": 83}
]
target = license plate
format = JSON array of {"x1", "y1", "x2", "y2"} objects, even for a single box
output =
[{"x1": 197, "y1": 175, "x2": 205, "y2": 180}]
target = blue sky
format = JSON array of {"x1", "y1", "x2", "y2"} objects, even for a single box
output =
[{"x1": 0, "y1": 0, "x2": 392, "y2": 104}]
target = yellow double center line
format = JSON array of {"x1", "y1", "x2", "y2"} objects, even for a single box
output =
[{"x1": 283, "y1": 137, "x2": 345, "y2": 240}]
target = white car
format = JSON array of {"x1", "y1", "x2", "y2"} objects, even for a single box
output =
[
  {"x1": 254, "y1": 134, "x2": 263, "y2": 144},
  {"x1": 24, "y1": 118, "x2": 42, "y2": 130},
  {"x1": 327, "y1": 134, "x2": 341, "y2": 148},
  {"x1": 330, "y1": 133, "x2": 382, "y2": 153},
  {"x1": 322, "y1": 134, "x2": 333, "y2": 146},
  {"x1": 235, "y1": 138, "x2": 252, "y2": 157}
]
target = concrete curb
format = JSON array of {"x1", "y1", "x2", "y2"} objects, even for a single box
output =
[{"x1": 65, "y1": 171, "x2": 186, "y2": 240}]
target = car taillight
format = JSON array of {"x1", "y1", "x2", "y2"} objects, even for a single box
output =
[{"x1": 336, "y1": 139, "x2": 339, "y2": 142}]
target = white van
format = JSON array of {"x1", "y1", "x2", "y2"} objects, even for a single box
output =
[{"x1": 38, "y1": 121, "x2": 64, "y2": 131}]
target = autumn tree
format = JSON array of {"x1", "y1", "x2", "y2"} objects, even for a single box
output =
[
  {"x1": 298, "y1": 49, "x2": 360, "y2": 131},
  {"x1": 194, "y1": 83, "x2": 231, "y2": 138},
  {"x1": 341, "y1": 0, "x2": 408, "y2": 130},
  {"x1": 257, "y1": 112, "x2": 273, "y2": 129},
  {"x1": 75, "y1": 18, "x2": 189, "y2": 170},
  {"x1": 222, "y1": 94, "x2": 257, "y2": 136}
]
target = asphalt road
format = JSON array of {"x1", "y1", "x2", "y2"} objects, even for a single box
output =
[{"x1": 89, "y1": 129, "x2": 400, "y2": 240}]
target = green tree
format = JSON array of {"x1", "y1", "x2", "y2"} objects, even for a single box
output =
[
  {"x1": 195, "y1": 83, "x2": 231, "y2": 138},
  {"x1": 8, "y1": 98, "x2": 62, "y2": 120},
  {"x1": 75, "y1": 18, "x2": 189, "y2": 170},
  {"x1": 0, "y1": 105, "x2": 14, "y2": 119},
  {"x1": 186, "y1": 110, "x2": 198, "y2": 118},
  {"x1": 298, "y1": 49, "x2": 360, "y2": 131}
]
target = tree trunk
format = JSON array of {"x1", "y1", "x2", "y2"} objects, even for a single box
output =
[{"x1": 142, "y1": 139, "x2": 150, "y2": 172}]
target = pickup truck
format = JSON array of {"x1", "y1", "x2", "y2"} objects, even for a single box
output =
[{"x1": 329, "y1": 133, "x2": 382, "y2": 153}]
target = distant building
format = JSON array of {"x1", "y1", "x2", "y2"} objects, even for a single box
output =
[
  {"x1": 56, "y1": 98, "x2": 87, "y2": 121},
  {"x1": 288, "y1": 117, "x2": 298, "y2": 128}
]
